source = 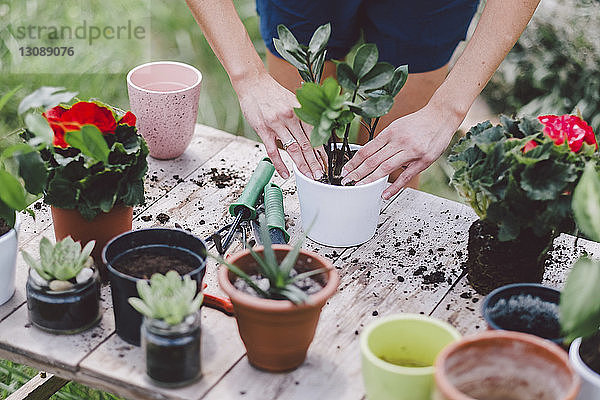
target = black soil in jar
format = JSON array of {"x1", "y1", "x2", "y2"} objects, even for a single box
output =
[{"x1": 580, "y1": 331, "x2": 600, "y2": 375}]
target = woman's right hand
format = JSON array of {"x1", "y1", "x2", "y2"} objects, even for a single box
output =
[{"x1": 233, "y1": 72, "x2": 325, "y2": 180}]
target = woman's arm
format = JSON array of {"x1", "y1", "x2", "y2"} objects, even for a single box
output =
[
  {"x1": 340, "y1": 0, "x2": 541, "y2": 199},
  {"x1": 185, "y1": 0, "x2": 324, "y2": 180}
]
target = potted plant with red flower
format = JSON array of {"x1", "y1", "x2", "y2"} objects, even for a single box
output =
[
  {"x1": 449, "y1": 114, "x2": 598, "y2": 294},
  {"x1": 22, "y1": 89, "x2": 149, "y2": 277}
]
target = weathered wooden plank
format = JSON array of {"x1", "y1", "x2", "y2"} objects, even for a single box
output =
[
  {"x1": 6, "y1": 372, "x2": 68, "y2": 400},
  {"x1": 431, "y1": 233, "x2": 600, "y2": 335},
  {"x1": 0, "y1": 285, "x2": 114, "y2": 372},
  {"x1": 203, "y1": 189, "x2": 476, "y2": 400}
]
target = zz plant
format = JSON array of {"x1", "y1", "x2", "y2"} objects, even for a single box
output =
[
  {"x1": 213, "y1": 214, "x2": 327, "y2": 304},
  {"x1": 274, "y1": 24, "x2": 408, "y2": 184},
  {"x1": 128, "y1": 271, "x2": 204, "y2": 326}
]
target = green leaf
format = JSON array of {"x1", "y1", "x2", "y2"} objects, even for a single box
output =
[
  {"x1": 572, "y1": 162, "x2": 600, "y2": 242},
  {"x1": 386, "y1": 65, "x2": 408, "y2": 96},
  {"x1": 208, "y1": 253, "x2": 269, "y2": 298},
  {"x1": 358, "y1": 62, "x2": 394, "y2": 91},
  {"x1": 277, "y1": 24, "x2": 300, "y2": 52},
  {"x1": 308, "y1": 23, "x2": 331, "y2": 57},
  {"x1": 16, "y1": 151, "x2": 47, "y2": 195},
  {"x1": 520, "y1": 160, "x2": 578, "y2": 201},
  {"x1": 353, "y1": 44, "x2": 378, "y2": 79},
  {"x1": 294, "y1": 107, "x2": 320, "y2": 127},
  {"x1": 18, "y1": 87, "x2": 77, "y2": 115},
  {"x1": 24, "y1": 113, "x2": 53, "y2": 146},
  {"x1": 352, "y1": 95, "x2": 394, "y2": 119},
  {"x1": 0, "y1": 170, "x2": 27, "y2": 211},
  {"x1": 310, "y1": 125, "x2": 332, "y2": 148},
  {"x1": 321, "y1": 77, "x2": 341, "y2": 103},
  {"x1": 0, "y1": 86, "x2": 21, "y2": 112},
  {"x1": 128, "y1": 297, "x2": 154, "y2": 318},
  {"x1": 560, "y1": 257, "x2": 600, "y2": 341},
  {"x1": 337, "y1": 63, "x2": 358, "y2": 92},
  {"x1": 65, "y1": 125, "x2": 110, "y2": 164},
  {"x1": 273, "y1": 38, "x2": 309, "y2": 73}
]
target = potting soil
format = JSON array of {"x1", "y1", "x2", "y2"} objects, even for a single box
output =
[{"x1": 487, "y1": 294, "x2": 560, "y2": 339}]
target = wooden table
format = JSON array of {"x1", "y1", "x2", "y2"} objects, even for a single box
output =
[{"x1": 1, "y1": 125, "x2": 599, "y2": 400}]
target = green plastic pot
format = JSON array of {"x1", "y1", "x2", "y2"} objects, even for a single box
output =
[{"x1": 361, "y1": 314, "x2": 461, "y2": 400}]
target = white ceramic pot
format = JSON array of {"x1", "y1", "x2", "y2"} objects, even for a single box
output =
[
  {"x1": 570, "y1": 337, "x2": 600, "y2": 400},
  {"x1": 0, "y1": 214, "x2": 21, "y2": 306},
  {"x1": 293, "y1": 144, "x2": 387, "y2": 247}
]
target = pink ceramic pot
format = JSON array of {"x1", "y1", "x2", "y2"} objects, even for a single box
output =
[{"x1": 127, "y1": 61, "x2": 202, "y2": 159}]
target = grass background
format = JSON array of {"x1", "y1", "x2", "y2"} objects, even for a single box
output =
[{"x1": 1, "y1": 0, "x2": 596, "y2": 398}]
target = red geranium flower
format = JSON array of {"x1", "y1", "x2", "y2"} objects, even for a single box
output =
[
  {"x1": 42, "y1": 101, "x2": 138, "y2": 148},
  {"x1": 538, "y1": 114, "x2": 597, "y2": 152}
]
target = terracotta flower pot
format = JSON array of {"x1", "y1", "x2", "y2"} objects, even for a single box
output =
[
  {"x1": 434, "y1": 331, "x2": 580, "y2": 400},
  {"x1": 51, "y1": 204, "x2": 133, "y2": 279},
  {"x1": 218, "y1": 245, "x2": 339, "y2": 372}
]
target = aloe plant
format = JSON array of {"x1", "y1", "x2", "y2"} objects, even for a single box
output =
[
  {"x1": 21, "y1": 236, "x2": 94, "y2": 281},
  {"x1": 128, "y1": 271, "x2": 204, "y2": 326},
  {"x1": 274, "y1": 24, "x2": 408, "y2": 184},
  {"x1": 212, "y1": 214, "x2": 328, "y2": 304}
]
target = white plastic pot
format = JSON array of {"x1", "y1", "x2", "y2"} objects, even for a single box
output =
[
  {"x1": 293, "y1": 144, "x2": 387, "y2": 247},
  {"x1": 0, "y1": 214, "x2": 21, "y2": 306},
  {"x1": 569, "y1": 337, "x2": 600, "y2": 400}
]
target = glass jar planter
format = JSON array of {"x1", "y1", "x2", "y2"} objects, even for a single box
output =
[
  {"x1": 141, "y1": 312, "x2": 201, "y2": 387},
  {"x1": 26, "y1": 268, "x2": 101, "y2": 334}
]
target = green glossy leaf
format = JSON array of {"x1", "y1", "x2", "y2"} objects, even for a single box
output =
[
  {"x1": 337, "y1": 63, "x2": 357, "y2": 92},
  {"x1": 65, "y1": 125, "x2": 110, "y2": 164},
  {"x1": 294, "y1": 107, "x2": 320, "y2": 127},
  {"x1": 353, "y1": 44, "x2": 378, "y2": 79},
  {"x1": 353, "y1": 95, "x2": 393, "y2": 119},
  {"x1": 520, "y1": 160, "x2": 578, "y2": 201},
  {"x1": 321, "y1": 77, "x2": 341, "y2": 103},
  {"x1": 273, "y1": 38, "x2": 308, "y2": 72},
  {"x1": 310, "y1": 125, "x2": 332, "y2": 147},
  {"x1": 308, "y1": 23, "x2": 331, "y2": 57},
  {"x1": 16, "y1": 151, "x2": 47, "y2": 195},
  {"x1": 572, "y1": 162, "x2": 600, "y2": 242},
  {"x1": 387, "y1": 65, "x2": 408, "y2": 96},
  {"x1": 358, "y1": 62, "x2": 394, "y2": 90},
  {"x1": 560, "y1": 257, "x2": 600, "y2": 341},
  {"x1": 0, "y1": 170, "x2": 27, "y2": 211},
  {"x1": 277, "y1": 24, "x2": 300, "y2": 52},
  {"x1": 24, "y1": 113, "x2": 53, "y2": 146},
  {"x1": 18, "y1": 87, "x2": 77, "y2": 115}
]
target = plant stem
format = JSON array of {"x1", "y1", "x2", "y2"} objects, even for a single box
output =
[
  {"x1": 327, "y1": 134, "x2": 334, "y2": 183},
  {"x1": 369, "y1": 117, "x2": 381, "y2": 141},
  {"x1": 305, "y1": 53, "x2": 316, "y2": 83}
]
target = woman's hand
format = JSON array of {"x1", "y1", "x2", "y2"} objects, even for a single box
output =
[
  {"x1": 340, "y1": 102, "x2": 462, "y2": 200},
  {"x1": 234, "y1": 72, "x2": 325, "y2": 180}
]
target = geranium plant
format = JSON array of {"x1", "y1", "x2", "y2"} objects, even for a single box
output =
[
  {"x1": 450, "y1": 114, "x2": 598, "y2": 241},
  {"x1": 274, "y1": 24, "x2": 407, "y2": 184},
  {"x1": 450, "y1": 114, "x2": 598, "y2": 294},
  {"x1": 36, "y1": 97, "x2": 148, "y2": 219}
]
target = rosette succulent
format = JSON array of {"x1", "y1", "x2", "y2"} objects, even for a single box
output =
[
  {"x1": 128, "y1": 271, "x2": 204, "y2": 326},
  {"x1": 22, "y1": 236, "x2": 95, "y2": 290}
]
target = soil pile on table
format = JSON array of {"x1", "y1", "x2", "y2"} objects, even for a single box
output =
[{"x1": 487, "y1": 294, "x2": 560, "y2": 339}]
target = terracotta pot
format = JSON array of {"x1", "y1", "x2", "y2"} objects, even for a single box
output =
[
  {"x1": 218, "y1": 245, "x2": 339, "y2": 372},
  {"x1": 434, "y1": 331, "x2": 580, "y2": 400},
  {"x1": 51, "y1": 204, "x2": 133, "y2": 278}
]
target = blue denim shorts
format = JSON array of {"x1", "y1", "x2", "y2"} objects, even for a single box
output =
[{"x1": 256, "y1": 0, "x2": 480, "y2": 73}]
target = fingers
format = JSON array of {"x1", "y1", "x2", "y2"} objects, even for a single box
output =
[
  {"x1": 258, "y1": 127, "x2": 290, "y2": 179},
  {"x1": 340, "y1": 143, "x2": 398, "y2": 185},
  {"x1": 276, "y1": 123, "x2": 314, "y2": 179},
  {"x1": 382, "y1": 162, "x2": 423, "y2": 200},
  {"x1": 315, "y1": 145, "x2": 328, "y2": 171},
  {"x1": 287, "y1": 118, "x2": 324, "y2": 180},
  {"x1": 340, "y1": 135, "x2": 386, "y2": 179},
  {"x1": 355, "y1": 152, "x2": 407, "y2": 186}
]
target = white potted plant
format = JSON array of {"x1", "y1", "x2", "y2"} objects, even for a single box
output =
[
  {"x1": 561, "y1": 162, "x2": 600, "y2": 400},
  {"x1": 273, "y1": 24, "x2": 408, "y2": 246}
]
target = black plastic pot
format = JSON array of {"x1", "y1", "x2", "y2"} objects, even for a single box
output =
[
  {"x1": 482, "y1": 283, "x2": 563, "y2": 344},
  {"x1": 26, "y1": 269, "x2": 101, "y2": 334},
  {"x1": 102, "y1": 228, "x2": 207, "y2": 345},
  {"x1": 142, "y1": 314, "x2": 201, "y2": 387}
]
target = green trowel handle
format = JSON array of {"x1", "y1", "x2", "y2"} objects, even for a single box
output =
[
  {"x1": 264, "y1": 182, "x2": 290, "y2": 242},
  {"x1": 228, "y1": 157, "x2": 275, "y2": 219}
]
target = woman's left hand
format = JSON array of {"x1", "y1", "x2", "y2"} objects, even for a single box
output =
[{"x1": 340, "y1": 102, "x2": 461, "y2": 200}]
